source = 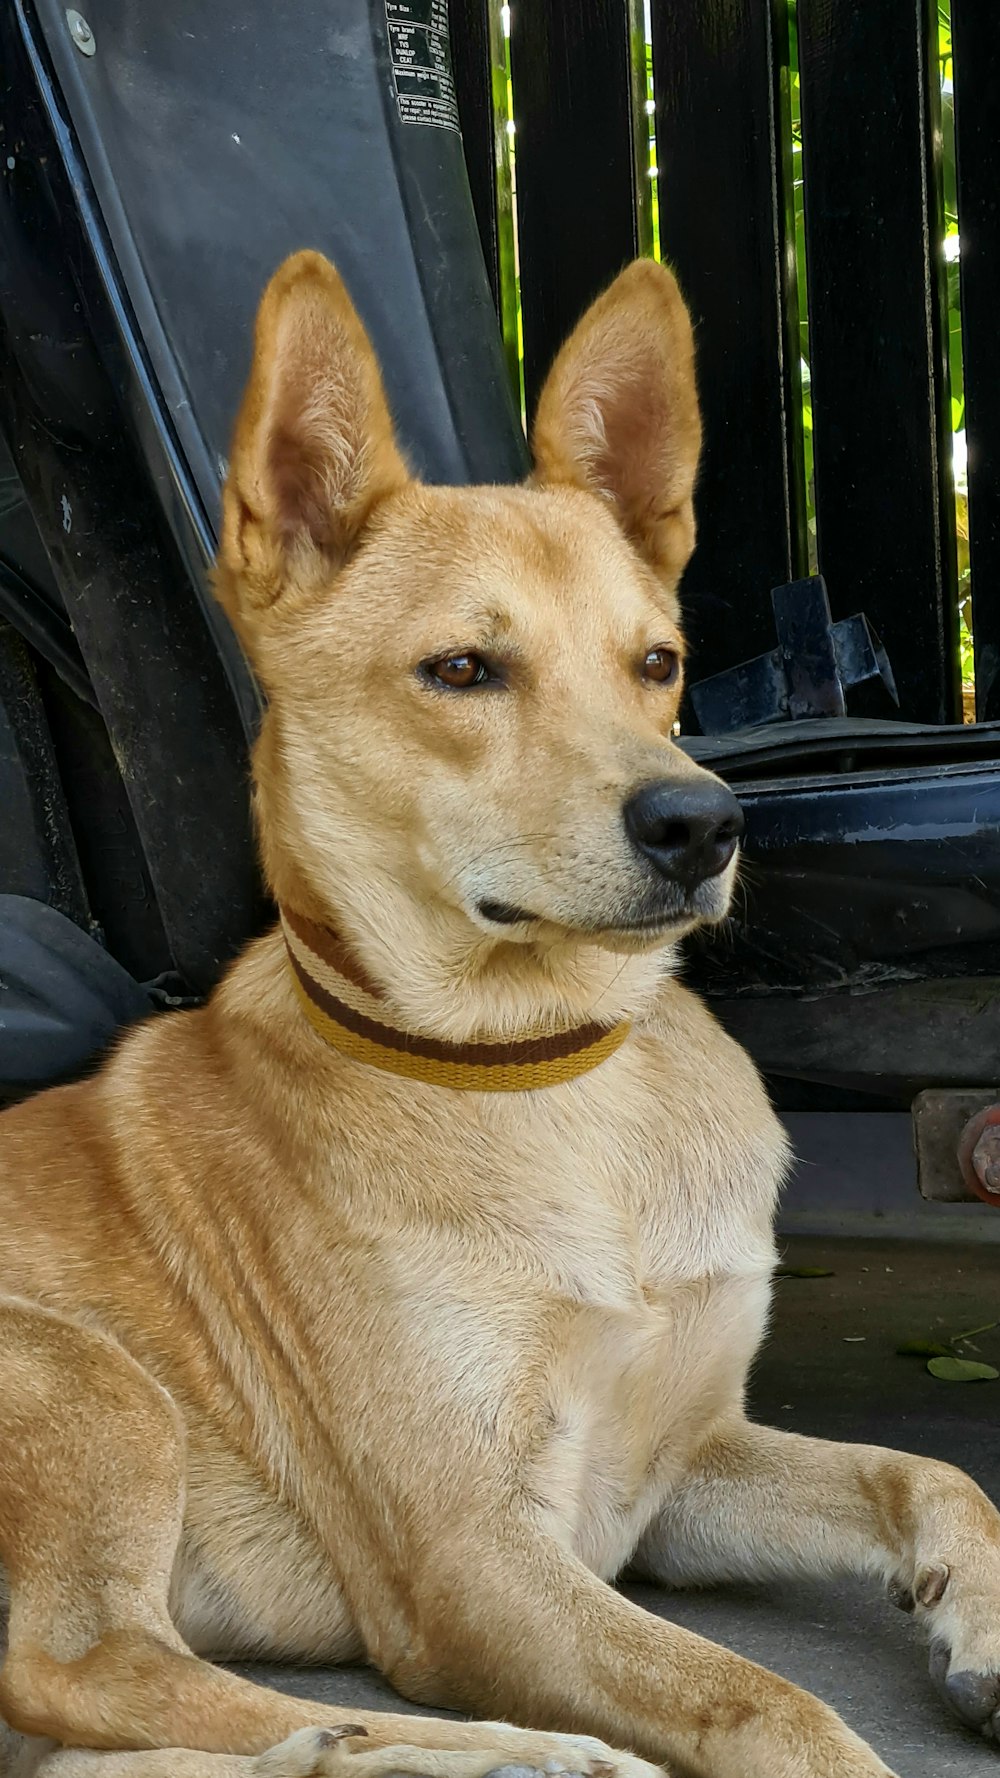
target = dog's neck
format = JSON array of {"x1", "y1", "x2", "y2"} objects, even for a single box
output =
[{"x1": 280, "y1": 905, "x2": 638, "y2": 1091}]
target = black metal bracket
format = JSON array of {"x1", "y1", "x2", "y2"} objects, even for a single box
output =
[{"x1": 689, "y1": 576, "x2": 899, "y2": 735}]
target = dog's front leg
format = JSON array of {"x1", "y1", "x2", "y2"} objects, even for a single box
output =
[
  {"x1": 388, "y1": 1523, "x2": 895, "y2": 1778},
  {"x1": 634, "y1": 1418, "x2": 1000, "y2": 1741}
]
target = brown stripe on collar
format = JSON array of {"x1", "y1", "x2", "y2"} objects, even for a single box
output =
[{"x1": 282, "y1": 904, "x2": 386, "y2": 1000}]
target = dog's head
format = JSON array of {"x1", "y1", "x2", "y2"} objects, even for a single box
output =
[{"x1": 216, "y1": 252, "x2": 741, "y2": 1028}]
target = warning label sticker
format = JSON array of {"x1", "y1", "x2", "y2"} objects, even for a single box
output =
[{"x1": 386, "y1": 0, "x2": 460, "y2": 132}]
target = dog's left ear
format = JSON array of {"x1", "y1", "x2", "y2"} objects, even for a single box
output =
[
  {"x1": 531, "y1": 259, "x2": 701, "y2": 585},
  {"x1": 216, "y1": 251, "x2": 409, "y2": 626}
]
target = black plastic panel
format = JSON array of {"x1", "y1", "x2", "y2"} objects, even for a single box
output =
[
  {"x1": 36, "y1": 661, "x2": 172, "y2": 984},
  {"x1": 450, "y1": 0, "x2": 501, "y2": 314},
  {"x1": 33, "y1": 0, "x2": 528, "y2": 507},
  {"x1": 0, "y1": 894, "x2": 152, "y2": 1098},
  {"x1": 0, "y1": 621, "x2": 90, "y2": 924}
]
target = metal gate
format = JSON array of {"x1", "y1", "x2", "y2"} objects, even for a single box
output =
[{"x1": 451, "y1": 0, "x2": 999, "y2": 726}]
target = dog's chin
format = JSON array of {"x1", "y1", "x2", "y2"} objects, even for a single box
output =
[{"x1": 586, "y1": 916, "x2": 696, "y2": 955}]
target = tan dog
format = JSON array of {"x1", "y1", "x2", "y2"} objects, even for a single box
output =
[{"x1": 0, "y1": 252, "x2": 998, "y2": 1778}]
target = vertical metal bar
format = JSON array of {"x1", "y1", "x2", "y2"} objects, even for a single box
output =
[
  {"x1": 651, "y1": 0, "x2": 806, "y2": 697},
  {"x1": 798, "y1": 0, "x2": 959, "y2": 724},
  {"x1": 626, "y1": 0, "x2": 655, "y2": 263},
  {"x1": 508, "y1": 0, "x2": 638, "y2": 420},
  {"x1": 951, "y1": 3, "x2": 1000, "y2": 720}
]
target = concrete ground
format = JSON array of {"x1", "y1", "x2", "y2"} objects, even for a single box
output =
[{"x1": 237, "y1": 1229, "x2": 999, "y2": 1777}]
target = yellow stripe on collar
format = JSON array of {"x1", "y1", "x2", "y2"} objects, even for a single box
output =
[{"x1": 281, "y1": 908, "x2": 630, "y2": 1092}]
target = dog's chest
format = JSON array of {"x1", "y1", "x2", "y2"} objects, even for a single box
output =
[
  {"x1": 496, "y1": 1163, "x2": 771, "y2": 1577},
  {"x1": 522, "y1": 1267, "x2": 771, "y2": 1578},
  {"x1": 373, "y1": 1050, "x2": 780, "y2": 1581}
]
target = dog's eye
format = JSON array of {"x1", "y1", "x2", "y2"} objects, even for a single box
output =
[
  {"x1": 426, "y1": 653, "x2": 492, "y2": 689},
  {"x1": 642, "y1": 646, "x2": 680, "y2": 685}
]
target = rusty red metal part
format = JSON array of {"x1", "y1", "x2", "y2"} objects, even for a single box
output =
[{"x1": 958, "y1": 1106, "x2": 1000, "y2": 1207}]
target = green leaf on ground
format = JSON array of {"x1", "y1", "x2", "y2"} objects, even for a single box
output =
[
  {"x1": 896, "y1": 1341, "x2": 953, "y2": 1358},
  {"x1": 927, "y1": 1356, "x2": 1000, "y2": 1383}
]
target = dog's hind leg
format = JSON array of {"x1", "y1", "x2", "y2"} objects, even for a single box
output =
[
  {"x1": 0, "y1": 1301, "x2": 656, "y2": 1778},
  {"x1": 0, "y1": 1294, "x2": 331, "y2": 1756}
]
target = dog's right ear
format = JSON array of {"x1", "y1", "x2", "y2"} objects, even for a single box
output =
[{"x1": 216, "y1": 252, "x2": 409, "y2": 628}]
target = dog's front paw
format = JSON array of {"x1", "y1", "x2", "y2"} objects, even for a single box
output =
[
  {"x1": 929, "y1": 1638, "x2": 999, "y2": 1740},
  {"x1": 928, "y1": 1620, "x2": 1000, "y2": 1743},
  {"x1": 896, "y1": 1558, "x2": 1000, "y2": 1743}
]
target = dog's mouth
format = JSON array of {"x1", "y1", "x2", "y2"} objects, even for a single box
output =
[
  {"x1": 475, "y1": 898, "x2": 718, "y2": 940},
  {"x1": 477, "y1": 899, "x2": 536, "y2": 926}
]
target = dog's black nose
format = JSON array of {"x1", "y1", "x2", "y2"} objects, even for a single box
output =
[{"x1": 623, "y1": 779, "x2": 744, "y2": 886}]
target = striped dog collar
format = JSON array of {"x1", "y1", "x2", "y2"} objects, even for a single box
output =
[{"x1": 280, "y1": 906, "x2": 630, "y2": 1092}]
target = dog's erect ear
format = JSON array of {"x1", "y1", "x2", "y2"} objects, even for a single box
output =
[
  {"x1": 217, "y1": 251, "x2": 409, "y2": 620},
  {"x1": 531, "y1": 259, "x2": 701, "y2": 584}
]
